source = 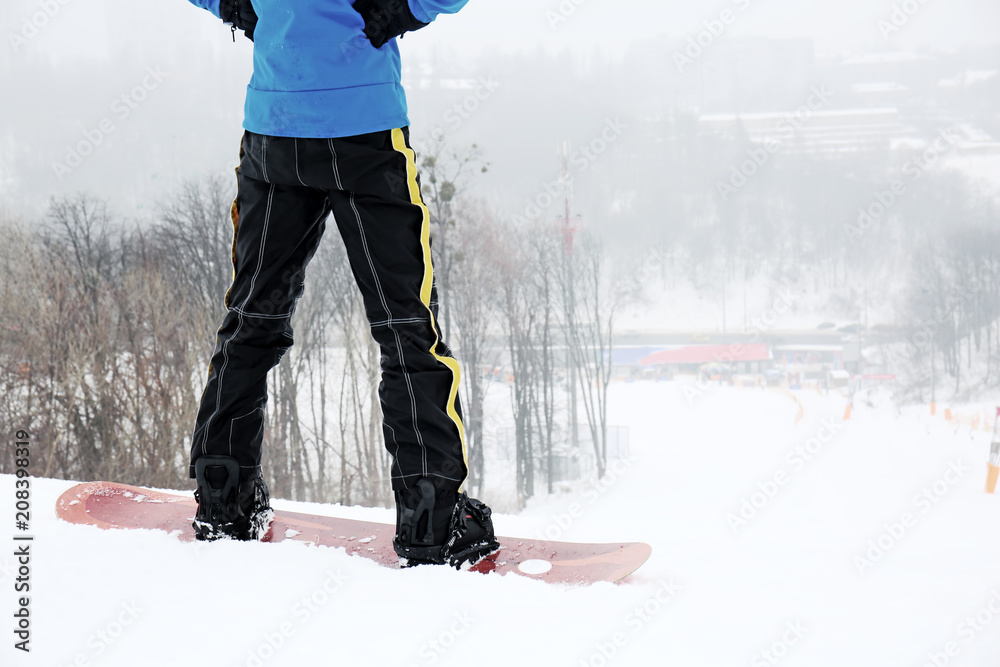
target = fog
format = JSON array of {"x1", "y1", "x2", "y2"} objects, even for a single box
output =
[
  {"x1": 3, "y1": 0, "x2": 998, "y2": 220},
  {"x1": 3, "y1": 1, "x2": 1000, "y2": 354}
]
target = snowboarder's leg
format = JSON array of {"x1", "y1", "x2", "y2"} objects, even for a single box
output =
[
  {"x1": 190, "y1": 132, "x2": 330, "y2": 537},
  {"x1": 322, "y1": 127, "x2": 497, "y2": 565},
  {"x1": 323, "y1": 128, "x2": 468, "y2": 494}
]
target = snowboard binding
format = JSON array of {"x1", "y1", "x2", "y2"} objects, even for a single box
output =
[
  {"x1": 193, "y1": 456, "x2": 273, "y2": 541},
  {"x1": 393, "y1": 478, "x2": 500, "y2": 569}
]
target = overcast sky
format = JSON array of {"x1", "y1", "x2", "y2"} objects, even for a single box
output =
[
  {"x1": 4, "y1": 0, "x2": 1000, "y2": 66},
  {"x1": 416, "y1": 0, "x2": 1000, "y2": 57}
]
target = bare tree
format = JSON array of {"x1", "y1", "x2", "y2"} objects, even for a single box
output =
[
  {"x1": 560, "y1": 231, "x2": 618, "y2": 480},
  {"x1": 417, "y1": 132, "x2": 488, "y2": 343},
  {"x1": 0, "y1": 194, "x2": 212, "y2": 489},
  {"x1": 445, "y1": 198, "x2": 504, "y2": 496},
  {"x1": 154, "y1": 176, "x2": 235, "y2": 324},
  {"x1": 496, "y1": 225, "x2": 544, "y2": 507}
]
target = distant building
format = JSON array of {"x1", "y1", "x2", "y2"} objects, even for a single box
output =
[
  {"x1": 638, "y1": 343, "x2": 771, "y2": 374},
  {"x1": 698, "y1": 107, "x2": 905, "y2": 157}
]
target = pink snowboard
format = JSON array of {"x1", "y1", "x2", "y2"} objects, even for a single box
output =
[{"x1": 56, "y1": 481, "x2": 651, "y2": 585}]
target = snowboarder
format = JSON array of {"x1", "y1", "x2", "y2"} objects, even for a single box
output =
[{"x1": 182, "y1": 0, "x2": 499, "y2": 568}]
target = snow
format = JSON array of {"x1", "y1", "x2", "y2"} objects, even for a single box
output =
[
  {"x1": 4, "y1": 382, "x2": 1000, "y2": 666},
  {"x1": 517, "y1": 560, "x2": 554, "y2": 575}
]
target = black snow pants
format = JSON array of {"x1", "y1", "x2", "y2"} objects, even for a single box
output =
[{"x1": 189, "y1": 128, "x2": 468, "y2": 493}]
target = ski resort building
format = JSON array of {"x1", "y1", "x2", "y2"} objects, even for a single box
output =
[{"x1": 636, "y1": 343, "x2": 772, "y2": 375}]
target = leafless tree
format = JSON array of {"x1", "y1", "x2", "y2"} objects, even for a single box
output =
[
  {"x1": 444, "y1": 198, "x2": 504, "y2": 496},
  {"x1": 560, "y1": 231, "x2": 619, "y2": 480},
  {"x1": 417, "y1": 132, "x2": 488, "y2": 343}
]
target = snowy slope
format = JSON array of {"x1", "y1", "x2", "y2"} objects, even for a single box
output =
[{"x1": 3, "y1": 383, "x2": 1000, "y2": 667}]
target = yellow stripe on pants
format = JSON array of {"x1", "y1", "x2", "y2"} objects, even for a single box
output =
[{"x1": 390, "y1": 128, "x2": 469, "y2": 490}]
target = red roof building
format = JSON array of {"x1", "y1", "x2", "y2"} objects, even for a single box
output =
[{"x1": 639, "y1": 343, "x2": 771, "y2": 367}]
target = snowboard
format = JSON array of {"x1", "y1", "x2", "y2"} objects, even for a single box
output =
[{"x1": 56, "y1": 482, "x2": 651, "y2": 585}]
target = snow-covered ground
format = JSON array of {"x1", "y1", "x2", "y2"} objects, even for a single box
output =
[{"x1": 3, "y1": 382, "x2": 1000, "y2": 666}]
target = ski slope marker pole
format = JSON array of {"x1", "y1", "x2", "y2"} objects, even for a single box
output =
[{"x1": 986, "y1": 407, "x2": 1000, "y2": 494}]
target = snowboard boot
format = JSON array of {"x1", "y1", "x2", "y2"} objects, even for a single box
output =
[
  {"x1": 192, "y1": 456, "x2": 273, "y2": 541},
  {"x1": 393, "y1": 478, "x2": 500, "y2": 569}
]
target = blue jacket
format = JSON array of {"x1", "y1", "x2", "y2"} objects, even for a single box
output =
[{"x1": 187, "y1": 0, "x2": 468, "y2": 138}]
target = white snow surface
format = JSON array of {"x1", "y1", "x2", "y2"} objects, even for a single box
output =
[{"x1": 4, "y1": 382, "x2": 1000, "y2": 666}]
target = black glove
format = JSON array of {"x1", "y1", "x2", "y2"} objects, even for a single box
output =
[
  {"x1": 353, "y1": 0, "x2": 428, "y2": 49},
  {"x1": 219, "y1": 0, "x2": 258, "y2": 42}
]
